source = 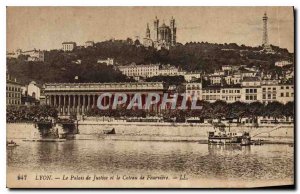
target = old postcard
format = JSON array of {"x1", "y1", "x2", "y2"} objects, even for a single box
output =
[{"x1": 6, "y1": 6, "x2": 294, "y2": 188}]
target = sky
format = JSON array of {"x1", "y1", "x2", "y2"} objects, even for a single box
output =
[{"x1": 7, "y1": 6, "x2": 294, "y2": 52}]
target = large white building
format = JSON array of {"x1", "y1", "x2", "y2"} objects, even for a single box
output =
[
  {"x1": 186, "y1": 83, "x2": 202, "y2": 100},
  {"x1": 220, "y1": 87, "x2": 242, "y2": 103},
  {"x1": 6, "y1": 49, "x2": 44, "y2": 62},
  {"x1": 186, "y1": 79, "x2": 293, "y2": 104},
  {"x1": 277, "y1": 84, "x2": 294, "y2": 104},
  {"x1": 118, "y1": 64, "x2": 160, "y2": 78},
  {"x1": 62, "y1": 42, "x2": 77, "y2": 52},
  {"x1": 85, "y1": 41, "x2": 94, "y2": 48}
]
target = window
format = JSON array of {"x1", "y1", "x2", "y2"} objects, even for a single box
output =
[
  {"x1": 286, "y1": 92, "x2": 289, "y2": 97},
  {"x1": 246, "y1": 89, "x2": 249, "y2": 93},
  {"x1": 263, "y1": 94, "x2": 266, "y2": 99},
  {"x1": 281, "y1": 93, "x2": 284, "y2": 97},
  {"x1": 263, "y1": 88, "x2": 266, "y2": 92},
  {"x1": 268, "y1": 94, "x2": 271, "y2": 99},
  {"x1": 254, "y1": 89, "x2": 257, "y2": 93}
]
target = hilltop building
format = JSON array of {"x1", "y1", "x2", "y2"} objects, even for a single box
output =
[
  {"x1": 143, "y1": 16, "x2": 177, "y2": 50},
  {"x1": 62, "y1": 42, "x2": 77, "y2": 52},
  {"x1": 261, "y1": 12, "x2": 274, "y2": 53},
  {"x1": 7, "y1": 49, "x2": 44, "y2": 62}
]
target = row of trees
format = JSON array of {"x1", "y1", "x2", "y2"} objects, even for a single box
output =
[
  {"x1": 6, "y1": 105, "x2": 58, "y2": 122},
  {"x1": 86, "y1": 100, "x2": 294, "y2": 123},
  {"x1": 6, "y1": 100, "x2": 294, "y2": 123}
]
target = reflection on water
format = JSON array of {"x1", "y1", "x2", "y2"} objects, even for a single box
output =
[{"x1": 7, "y1": 140, "x2": 294, "y2": 181}]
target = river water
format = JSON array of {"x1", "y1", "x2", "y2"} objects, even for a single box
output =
[{"x1": 7, "y1": 139, "x2": 294, "y2": 183}]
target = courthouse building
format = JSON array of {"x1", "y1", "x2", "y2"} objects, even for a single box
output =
[{"x1": 43, "y1": 82, "x2": 167, "y2": 115}]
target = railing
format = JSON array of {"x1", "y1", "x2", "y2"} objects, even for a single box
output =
[{"x1": 44, "y1": 82, "x2": 165, "y2": 91}]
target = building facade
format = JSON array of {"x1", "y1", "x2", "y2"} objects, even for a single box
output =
[
  {"x1": 6, "y1": 74, "x2": 22, "y2": 105},
  {"x1": 62, "y1": 42, "x2": 77, "y2": 52},
  {"x1": 43, "y1": 82, "x2": 167, "y2": 115},
  {"x1": 7, "y1": 49, "x2": 44, "y2": 62},
  {"x1": 85, "y1": 41, "x2": 94, "y2": 48},
  {"x1": 118, "y1": 64, "x2": 160, "y2": 78}
]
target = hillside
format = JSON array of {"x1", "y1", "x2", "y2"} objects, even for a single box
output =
[{"x1": 7, "y1": 39, "x2": 294, "y2": 85}]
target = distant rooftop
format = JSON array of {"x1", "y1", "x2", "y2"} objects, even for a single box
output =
[
  {"x1": 62, "y1": 41, "x2": 76, "y2": 44},
  {"x1": 242, "y1": 77, "x2": 260, "y2": 82}
]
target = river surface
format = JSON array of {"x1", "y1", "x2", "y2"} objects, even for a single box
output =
[{"x1": 7, "y1": 139, "x2": 294, "y2": 182}]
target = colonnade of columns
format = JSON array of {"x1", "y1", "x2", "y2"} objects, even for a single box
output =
[{"x1": 45, "y1": 93, "x2": 167, "y2": 115}]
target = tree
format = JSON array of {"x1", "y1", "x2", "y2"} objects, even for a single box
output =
[
  {"x1": 227, "y1": 101, "x2": 247, "y2": 123},
  {"x1": 212, "y1": 100, "x2": 228, "y2": 121},
  {"x1": 264, "y1": 101, "x2": 285, "y2": 123},
  {"x1": 245, "y1": 102, "x2": 264, "y2": 123},
  {"x1": 283, "y1": 101, "x2": 294, "y2": 118}
]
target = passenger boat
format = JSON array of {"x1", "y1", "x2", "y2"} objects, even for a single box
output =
[{"x1": 208, "y1": 128, "x2": 251, "y2": 146}]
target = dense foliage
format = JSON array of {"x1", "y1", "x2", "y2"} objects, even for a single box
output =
[
  {"x1": 7, "y1": 39, "x2": 294, "y2": 85},
  {"x1": 6, "y1": 105, "x2": 58, "y2": 122},
  {"x1": 86, "y1": 100, "x2": 294, "y2": 123}
]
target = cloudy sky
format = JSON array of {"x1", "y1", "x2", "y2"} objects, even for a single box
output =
[{"x1": 7, "y1": 6, "x2": 294, "y2": 52}]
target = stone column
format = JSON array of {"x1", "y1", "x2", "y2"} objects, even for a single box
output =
[
  {"x1": 62, "y1": 95, "x2": 66, "y2": 115},
  {"x1": 68, "y1": 95, "x2": 71, "y2": 115},
  {"x1": 103, "y1": 95, "x2": 106, "y2": 107},
  {"x1": 77, "y1": 95, "x2": 81, "y2": 114},
  {"x1": 73, "y1": 95, "x2": 76, "y2": 114},
  {"x1": 87, "y1": 95, "x2": 91, "y2": 111},
  {"x1": 92, "y1": 95, "x2": 96, "y2": 108},
  {"x1": 54, "y1": 95, "x2": 57, "y2": 107},
  {"x1": 82, "y1": 95, "x2": 86, "y2": 114},
  {"x1": 108, "y1": 94, "x2": 112, "y2": 109},
  {"x1": 58, "y1": 95, "x2": 61, "y2": 115}
]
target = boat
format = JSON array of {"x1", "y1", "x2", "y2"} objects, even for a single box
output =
[
  {"x1": 7, "y1": 140, "x2": 19, "y2": 147},
  {"x1": 208, "y1": 127, "x2": 251, "y2": 146},
  {"x1": 103, "y1": 128, "x2": 116, "y2": 135}
]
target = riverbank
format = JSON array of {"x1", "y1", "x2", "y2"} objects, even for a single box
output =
[{"x1": 7, "y1": 122, "x2": 294, "y2": 144}]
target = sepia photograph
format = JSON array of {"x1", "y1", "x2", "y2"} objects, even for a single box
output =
[{"x1": 6, "y1": 6, "x2": 294, "y2": 188}]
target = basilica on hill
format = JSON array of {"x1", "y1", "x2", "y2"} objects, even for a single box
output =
[{"x1": 143, "y1": 16, "x2": 177, "y2": 50}]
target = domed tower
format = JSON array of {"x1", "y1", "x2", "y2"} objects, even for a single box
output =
[
  {"x1": 153, "y1": 16, "x2": 159, "y2": 41},
  {"x1": 158, "y1": 22, "x2": 171, "y2": 43},
  {"x1": 170, "y1": 16, "x2": 176, "y2": 46}
]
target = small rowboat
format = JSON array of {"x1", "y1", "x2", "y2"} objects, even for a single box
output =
[{"x1": 7, "y1": 141, "x2": 19, "y2": 147}]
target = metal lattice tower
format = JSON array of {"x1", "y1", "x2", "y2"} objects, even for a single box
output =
[{"x1": 262, "y1": 12, "x2": 268, "y2": 46}]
